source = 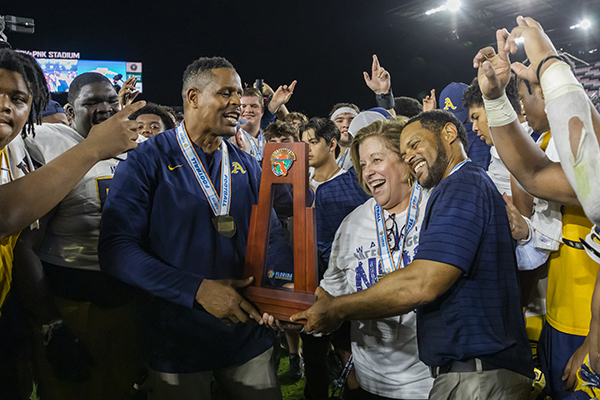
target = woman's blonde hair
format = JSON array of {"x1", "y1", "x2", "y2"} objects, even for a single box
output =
[{"x1": 350, "y1": 117, "x2": 413, "y2": 195}]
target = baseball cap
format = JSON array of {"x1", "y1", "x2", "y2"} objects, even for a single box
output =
[
  {"x1": 439, "y1": 82, "x2": 469, "y2": 123},
  {"x1": 347, "y1": 108, "x2": 392, "y2": 139},
  {"x1": 33, "y1": 100, "x2": 66, "y2": 121}
]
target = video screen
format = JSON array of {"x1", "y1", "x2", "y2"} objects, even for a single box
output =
[
  {"x1": 77, "y1": 60, "x2": 127, "y2": 81},
  {"x1": 37, "y1": 59, "x2": 78, "y2": 92},
  {"x1": 35, "y1": 58, "x2": 142, "y2": 93}
]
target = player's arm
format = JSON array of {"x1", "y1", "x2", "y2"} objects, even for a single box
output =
[
  {"x1": 0, "y1": 102, "x2": 144, "y2": 241},
  {"x1": 473, "y1": 30, "x2": 579, "y2": 206},
  {"x1": 291, "y1": 259, "x2": 461, "y2": 334},
  {"x1": 364, "y1": 54, "x2": 395, "y2": 115},
  {"x1": 489, "y1": 120, "x2": 578, "y2": 206}
]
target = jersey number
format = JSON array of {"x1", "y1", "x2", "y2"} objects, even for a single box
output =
[{"x1": 95, "y1": 177, "x2": 113, "y2": 211}]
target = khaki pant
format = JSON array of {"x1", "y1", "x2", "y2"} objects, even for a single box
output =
[
  {"x1": 429, "y1": 368, "x2": 532, "y2": 400},
  {"x1": 149, "y1": 347, "x2": 282, "y2": 400}
]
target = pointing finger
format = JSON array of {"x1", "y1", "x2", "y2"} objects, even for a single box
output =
[
  {"x1": 116, "y1": 100, "x2": 146, "y2": 120},
  {"x1": 372, "y1": 54, "x2": 380, "y2": 73},
  {"x1": 497, "y1": 29, "x2": 511, "y2": 61},
  {"x1": 288, "y1": 80, "x2": 297, "y2": 92}
]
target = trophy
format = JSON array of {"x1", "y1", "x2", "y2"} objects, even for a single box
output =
[{"x1": 243, "y1": 142, "x2": 318, "y2": 322}]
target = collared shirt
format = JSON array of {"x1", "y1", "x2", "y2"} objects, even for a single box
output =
[{"x1": 415, "y1": 162, "x2": 534, "y2": 379}]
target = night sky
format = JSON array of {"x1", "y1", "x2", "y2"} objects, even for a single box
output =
[{"x1": 3, "y1": 2, "x2": 530, "y2": 116}]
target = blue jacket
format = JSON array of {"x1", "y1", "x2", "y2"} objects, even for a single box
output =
[
  {"x1": 99, "y1": 128, "x2": 292, "y2": 372},
  {"x1": 315, "y1": 167, "x2": 371, "y2": 268}
]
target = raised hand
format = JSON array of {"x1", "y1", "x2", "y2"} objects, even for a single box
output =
[
  {"x1": 259, "y1": 82, "x2": 275, "y2": 96},
  {"x1": 505, "y1": 16, "x2": 559, "y2": 84},
  {"x1": 422, "y1": 89, "x2": 436, "y2": 111},
  {"x1": 118, "y1": 76, "x2": 140, "y2": 108},
  {"x1": 269, "y1": 80, "x2": 297, "y2": 112},
  {"x1": 473, "y1": 29, "x2": 513, "y2": 100},
  {"x1": 195, "y1": 276, "x2": 263, "y2": 325},
  {"x1": 363, "y1": 54, "x2": 391, "y2": 95},
  {"x1": 83, "y1": 101, "x2": 145, "y2": 160}
]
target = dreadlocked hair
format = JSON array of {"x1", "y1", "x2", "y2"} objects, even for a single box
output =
[{"x1": 0, "y1": 49, "x2": 50, "y2": 138}]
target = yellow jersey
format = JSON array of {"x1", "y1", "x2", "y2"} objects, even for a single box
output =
[
  {"x1": 546, "y1": 205, "x2": 599, "y2": 336},
  {"x1": 0, "y1": 148, "x2": 19, "y2": 309}
]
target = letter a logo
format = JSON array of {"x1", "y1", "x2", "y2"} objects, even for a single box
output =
[{"x1": 443, "y1": 97, "x2": 457, "y2": 111}]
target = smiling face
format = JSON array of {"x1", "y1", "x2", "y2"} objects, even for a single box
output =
[
  {"x1": 136, "y1": 113, "x2": 166, "y2": 138},
  {"x1": 400, "y1": 121, "x2": 449, "y2": 189},
  {"x1": 301, "y1": 128, "x2": 336, "y2": 168},
  {"x1": 469, "y1": 105, "x2": 492, "y2": 146},
  {"x1": 0, "y1": 68, "x2": 32, "y2": 150},
  {"x1": 191, "y1": 68, "x2": 242, "y2": 137},
  {"x1": 240, "y1": 95, "x2": 263, "y2": 133},
  {"x1": 359, "y1": 136, "x2": 411, "y2": 214},
  {"x1": 69, "y1": 81, "x2": 120, "y2": 138},
  {"x1": 333, "y1": 112, "x2": 355, "y2": 144}
]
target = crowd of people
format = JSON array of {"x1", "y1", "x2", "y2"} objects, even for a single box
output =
[{"x1": 0, "y1": 14, "x2": 599, "y2": 400}]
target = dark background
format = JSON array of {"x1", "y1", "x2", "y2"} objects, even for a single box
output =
[{"x1": 3, "y1": 0, "x2": 599, "y2": 117}]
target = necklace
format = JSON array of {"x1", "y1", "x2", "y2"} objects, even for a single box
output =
[{"x1": 316, "y1": 166, "x2": 341, "y2": 183}]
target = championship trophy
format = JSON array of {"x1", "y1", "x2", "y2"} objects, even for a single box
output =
[{"x1": 243, "y1": 142, "x2": 318, "y2": 322}]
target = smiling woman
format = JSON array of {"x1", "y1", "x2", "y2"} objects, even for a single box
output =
[
  {"x1": 309, "y1": 116, "x2": 435, "y2": 399},
  {"x1": 351, "y1": 118, "x2": 411, "y2": 200}
]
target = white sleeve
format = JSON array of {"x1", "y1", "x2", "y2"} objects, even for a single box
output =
[
  {"x1": 516, "y1": 232, "x2": 552, "y2": 271},
  {"x1": 541, "y1": 61, "x2": 600, "y2": 225},
  {"x1": 320, "y1": 225, "x2": 351, "y2": 297}
]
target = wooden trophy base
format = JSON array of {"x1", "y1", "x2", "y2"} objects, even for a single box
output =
[{"x1": 245, "y1": 287, "x2": 316, "y2": 324}]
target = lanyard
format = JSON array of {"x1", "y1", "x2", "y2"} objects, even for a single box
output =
[
  {"x1": 176, "y1": 123, "x2": 231, "y2": 217},
  {"x1": 0, "y1": 150, "x2": 11, "y2": 186},
  {"x1": 337, "y1": 147, "x2": 349, "y2": 168},
  {"x1": 374, "y1": 182, "x2": 423, "y2": 274},
  {"x1": 449, "y1": 158, "x2": 471, "y2": 176},
  {"x1": 241, "y1": 128, "x2": 264, "y2": 162}
]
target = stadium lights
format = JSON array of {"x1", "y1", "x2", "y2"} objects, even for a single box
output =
[
  {"x1": 571, "y1": 19, "x2": 592, "y2": 29},
  {"x1": 425, "y1": 0, "x2": 461, "y2": 15},
  {"x1": 447, "y1": 0, "x2": 461, "y2": 12}
]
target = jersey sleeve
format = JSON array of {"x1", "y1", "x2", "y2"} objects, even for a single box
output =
[
  {"x1": 415, "y1": 178, "x2": 488, "y2": 274},
  {"x1": 98, "y1": 148, "x2": 204, "y2": 309}
]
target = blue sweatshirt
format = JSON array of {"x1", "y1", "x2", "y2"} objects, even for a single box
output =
[{"x1": 99, "y1": 128, "x2": 292, "y2": 372}]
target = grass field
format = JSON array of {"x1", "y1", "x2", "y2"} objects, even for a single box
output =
[{"x1": 278, "y1": 353, "x2": 306, "y2": 400}]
